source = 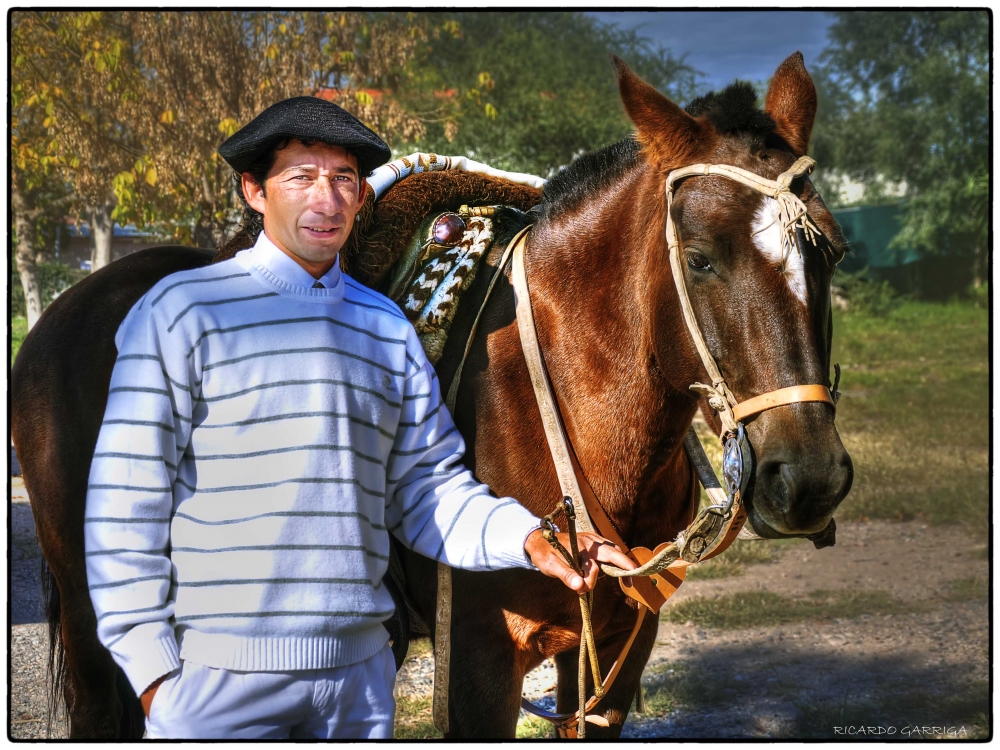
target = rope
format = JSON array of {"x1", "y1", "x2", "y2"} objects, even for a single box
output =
[{"x1": 541, "y1": 498, "x2": 604, "y2": 738}]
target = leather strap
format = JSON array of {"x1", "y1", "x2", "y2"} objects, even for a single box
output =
[
  {"x1": 511, "y1": 230, "x2": 595, "y2": 534},
  {"x1": 511, "y1": 230, "x2": 670, "y2": 612},
  {"x1": 567, "y1": 444, "x2": 668, "y2": 613},
  {"x1": 432, "y1": 562, "x2": 452, "y2": 733},
  {"x1": 434, "y1": 223, "x2": 530, "y2": 736},
  {"x1": 732, "y1": 384, "x2": 835, "y2": 422}
]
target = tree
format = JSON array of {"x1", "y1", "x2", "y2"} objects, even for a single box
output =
[
  {"x1": 115, "y1": 11, "x2": 446, "y2": 247},
  {"x1": 12, "y1": 11, "x2": 468, "y2": 259},
  {"x1": 395, "y1": 12, "x2": 699, "y2": 176},
  {"x1": 812, "y1": 11, "x2": 989, "y2": 285},
  {"x1": 11, "y1": 11, "x2": 148, "y2": 271}
]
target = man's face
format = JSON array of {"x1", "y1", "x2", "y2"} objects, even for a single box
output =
[{"x1": 242, "y1": 140, "x2": 367, "y2": 275}]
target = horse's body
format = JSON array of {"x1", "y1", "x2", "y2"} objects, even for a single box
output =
[{"x1": 11, "y1": 54, "x2": 852, "y2": 738}]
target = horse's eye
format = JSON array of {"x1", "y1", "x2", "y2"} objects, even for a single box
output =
[{"x1": 687, "y1": 252, "x2": 712, "y2": 271}]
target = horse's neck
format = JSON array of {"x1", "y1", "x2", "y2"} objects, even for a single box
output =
[{"x1": 525, "y1": 165, "x2": 698, "y2": 534}]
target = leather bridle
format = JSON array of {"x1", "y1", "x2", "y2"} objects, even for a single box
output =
[{"x1": 665, "y1": 155, "x2": 837, "y2": 435}]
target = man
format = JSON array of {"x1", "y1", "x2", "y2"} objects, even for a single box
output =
[{"x1": 84, "y1": 96, "x2": 633, "y2": 739}]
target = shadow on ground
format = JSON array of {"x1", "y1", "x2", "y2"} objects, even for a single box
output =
[{"x1": 627, "y1": 618, "x2": 989, "y2": 739}]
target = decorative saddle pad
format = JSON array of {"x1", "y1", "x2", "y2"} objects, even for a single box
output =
[
  {"x1": 368, "y1": 153, "x2": 545, "y2": 365},
  {"x1": 384, "y1": 207, "x2": 496, "y2": 364}
]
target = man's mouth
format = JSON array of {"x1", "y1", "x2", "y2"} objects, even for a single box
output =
[{"x1": 304, "y1": 227, "x2": 340, "y2": 236}]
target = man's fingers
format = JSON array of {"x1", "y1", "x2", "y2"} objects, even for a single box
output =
[
  {"x1": 561, "y1": 564, "x2": 584, "y2": 592},
  {"x1": 581, "y1": 556, "x2": 599, "y2": 589},
  {"x1": 595, "y1": 544, "x2": 637, "y2": 571}
]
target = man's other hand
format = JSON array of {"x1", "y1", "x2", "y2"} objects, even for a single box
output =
[
  {"x1": 524, "y1": 528, "x2": 636, "y2": 593},
  {"x1": 140, "y1": 673, "x2": 170, "y2": 717}
]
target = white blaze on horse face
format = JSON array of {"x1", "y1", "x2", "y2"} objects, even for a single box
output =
[{"x1": 752, "y1": 198, "x2": 808, "y2": 306}]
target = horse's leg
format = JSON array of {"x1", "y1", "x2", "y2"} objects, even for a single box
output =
[
  {"x1": 554, "y1": 604, "x2": 659, "y2": 739},
  {"x1": 441, "y1": 569, "x2": 526, "y2": 739}
]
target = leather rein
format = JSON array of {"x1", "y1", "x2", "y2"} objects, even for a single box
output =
[{"x1": 433, "y1": 156, "x2": 840, "y2": 737}]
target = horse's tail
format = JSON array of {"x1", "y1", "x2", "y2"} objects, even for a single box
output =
[{"x1": 41, "y1": 556, "x2": 68, "y2": 737}]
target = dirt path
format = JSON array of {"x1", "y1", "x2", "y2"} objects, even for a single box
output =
[
  {"x1": 623, "y1": 520, "x2": 989, "y2": 739},
  {"x1": 10, "y1": 480, "x2": 989, "y2": 739}
]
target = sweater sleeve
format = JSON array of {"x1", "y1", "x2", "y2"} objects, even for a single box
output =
[
  {"x1": 84, "y1": 295, "x2": 195, "y2": 695},
  {"x1": 385, "y1": 334, "x2": 540, "y2": 570}
]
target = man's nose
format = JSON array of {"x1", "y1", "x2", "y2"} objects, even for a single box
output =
[{"x1": 311, "y1": 177, "x2": 343, "y2": 212}]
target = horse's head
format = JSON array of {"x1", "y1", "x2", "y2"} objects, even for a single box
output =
[{"x1": 614, "y1": 53, "x2": 853, "y2": 540}]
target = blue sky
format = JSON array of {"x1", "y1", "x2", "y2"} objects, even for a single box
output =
[{"x1": 589, "y1": 11, "x2": 836, "y2": 92}]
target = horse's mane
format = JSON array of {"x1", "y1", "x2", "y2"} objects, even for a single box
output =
[
  {"x1": 543, "y1": 81, "x2": 777, "y2": 219},
  {"x1": 542, "y1": 138, "x2": 642, "y2": 218},
  {"x1": 685, "y1": 81, "x2": 775, "y2": 141}
]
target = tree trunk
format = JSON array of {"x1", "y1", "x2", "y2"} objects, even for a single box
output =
[
  {"x1": 88, "y1": 202, "x2": 115, "y2": 270},
  {"x1": 193, "y1": 206, "x2": 228, "y2": 250},
  {"x1": 12, "y1": 184, "x2": 43, "y2": 329},
  {"x1": 972, "y1": 243, "x2": 984, "y2": 289},
  {"x1": 193, "y1": 213, "x2": 218, "y2": 250}
]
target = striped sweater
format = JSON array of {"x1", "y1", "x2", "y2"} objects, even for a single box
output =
[{"x1": 84, "y1": 232, "x2": 541, "y2": 695}]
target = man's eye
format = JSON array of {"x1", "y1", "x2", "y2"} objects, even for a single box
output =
[{"x1": 687, "y1": 252, "x2": 712, "y2": 270}]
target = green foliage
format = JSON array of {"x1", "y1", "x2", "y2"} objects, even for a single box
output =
[
  {"x1": 831, "y1": 297, "x2": 988, "y2": 528},
  {"x1": 11, "y1": 317, "x2": 29, "y2": 369},
  {"x1": 833, "y1": 267, "x2": 903, "y2": 317},
  {"x1": 10, "y1": 262, "x2": 89, "y2": 319},
  {"x1": 813, "y1": 12, "x2": 988, "y2": 260},
  {"x1": 403, "y1": 12, "x2": 699, "y2": 176}
]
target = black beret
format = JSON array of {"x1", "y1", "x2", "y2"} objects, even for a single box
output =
[{"x1": 218, "y1": 96, "x2": 391, "y2": 178}]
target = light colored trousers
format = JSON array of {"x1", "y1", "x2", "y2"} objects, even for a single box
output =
[{"x1": 145, "y1": 643, "x2": 396, "y2": 739}]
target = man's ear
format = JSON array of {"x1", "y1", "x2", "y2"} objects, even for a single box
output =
[
  {"x1": 242, "y1": 173, "x2": 267, "y2": 214},
  {"x1": 358, "y1": 177, "x2": 367, "y2": 202}
]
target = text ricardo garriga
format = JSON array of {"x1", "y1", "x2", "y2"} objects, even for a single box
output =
[{"x1": 833, "y1": 725, "x2": 970, "y2": 737}]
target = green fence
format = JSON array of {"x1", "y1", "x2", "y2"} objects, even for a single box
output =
[{"x1": 831, "y1": 204, "x2": 973, "y2": 299}]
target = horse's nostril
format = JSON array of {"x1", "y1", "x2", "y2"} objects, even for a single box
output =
[{"x1": 754, "y1": 450, "x2": 852, "y2": 534}]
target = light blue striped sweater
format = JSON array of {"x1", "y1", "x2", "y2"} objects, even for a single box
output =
[{"x1": 84, "y1": 232, "x2": 541, "y2": 695}]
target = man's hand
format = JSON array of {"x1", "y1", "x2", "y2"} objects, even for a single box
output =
[
  {"x1": 524, "y1": 528, "x2": 636, "y2": 593},
  {"x1": 140, "y1": 674, "x2": 169, "y2": 718}
]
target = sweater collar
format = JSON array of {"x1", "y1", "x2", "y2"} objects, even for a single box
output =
[{"x1": 238, "y1": 231, "x2": 345, "y2": 302}]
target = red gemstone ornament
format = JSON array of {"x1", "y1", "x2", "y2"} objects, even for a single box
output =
[{"x1": 432, "y1": 213, "x2": 466, "y2": 245}]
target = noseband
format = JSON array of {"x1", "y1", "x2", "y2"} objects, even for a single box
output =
[{"x1": 665, "y1": 155, "x2": 837, "y2": 435}]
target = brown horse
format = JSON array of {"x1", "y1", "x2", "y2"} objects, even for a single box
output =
[
  {"x1": 11, "y1": 53, "x2": 852, "y2": 739},
  {"x1": 401, "y1": 52, "x2": 853, "y2": 737}
]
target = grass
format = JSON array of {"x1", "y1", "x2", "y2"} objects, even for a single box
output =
[
  {"x1": 830, "y1": 298, "x2": 988, "y2": 529},
  {"x1": 393, "y1": 695, "x2": 440, "y2": 740},
  {"x1": 944, "y1": 576, "x2": 988, "y2": 602},
  {"x1": 11, "y1": 316, "x2": 28, "y2": 369},
  {"x1": 516, "y1": 713, "x2": 556, "y2": 738},
  {"x1": 661, "y1": 590, "x2": 925, "y2": 630},
  {"x1": 392, "y1": 638, "x2": 440, "y2": 739},
  {"x1": 686, "y1": 539, "x2": 775, "y2": 580}
]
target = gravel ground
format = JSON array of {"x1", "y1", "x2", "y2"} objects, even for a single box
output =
[
  {"x1": 11, "y1": 481, "x2": 68, "y2": 739},
  {"x1": 10, "y1": 476, "x2": 989, "y2": 739}
]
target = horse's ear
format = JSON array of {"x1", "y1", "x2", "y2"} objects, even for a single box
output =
[
  {"x1": 612, "y1": 55, "x2": 702, "y2": 166},
  {"x1": 764, "y1": 52, "x2": 817, "y2": 156}
]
